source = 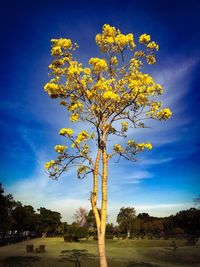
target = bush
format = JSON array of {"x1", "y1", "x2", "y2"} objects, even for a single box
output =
[
  {"x1": 105, "y1": 235, "x2": 114, "y2": 239},
  {"x1": 93, "y1": 235, "x2": 98, "y2": 240},
  {"x1": 186, "y1": 235, "x2": 198, "y2": 246},
  {"x1": 26, "y1": 245, "x2": 34, "y2": 252},
  {"x1": 63, "y1": 225, "x2": 89, "y2": 242},
  {"x1": 63, "y1": 235, "x2": 79, "y2": 242}
]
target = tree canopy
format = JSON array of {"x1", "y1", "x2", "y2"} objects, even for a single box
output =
[{"x1": 44, "y1": 24, "x2": 172, "y2": 267}]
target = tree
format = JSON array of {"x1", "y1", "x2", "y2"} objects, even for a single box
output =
[
  {"x1": 44, "y1": 24, "x2": 172, "y2": 267},
  {"x1": 117, "y1": 207, "x2": 136, "y2": 237},
  {"x1": 85, "y1": 208, "x2": 101, "y2": 234},
  {"x1": 11, "y1": 203, "x2": 36, "y2": 235},
  {"x1": 0, "y1": 183, "x2": 15, "y2": 238},
  {"x1": 72, "y1": 207, "x2": 87, "y2": 226},
  {"x1": 37, "y1": 207, "x2": 62, "y2": 237},
  {"x1": 194, "y1": 195, "x2": 200, "y2": 209}
]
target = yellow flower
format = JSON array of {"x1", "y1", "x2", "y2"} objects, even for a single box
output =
[
  {"x1": 127, "y1": 140, "x2": 135, "y2": 147},
  {"x1": 89, "y1": 58, "x2": 108, "y2": 72},
  {"x1": 147, "y1": 41, "x2": 159, "y2": 51},
  {"x1": 44, "y1": 160, "x2": 55, "y2": 170},
  {"x1": 68, "y1": 101, "x2": 84, "y2": 112},
  {"x1": 44, "y1": 83, "x2": 60, "y2": 96},
  {"x1": 51, "y1": 46, "x2": 62, "y2": 56},
  {"x1": 137, "y1": 142, "x2": 153, "y2": 150},
  {"x1": 57, "y1": 38, "x2": 72, "y2": 50},
  {"x1": 54, "y1": 145, "x2": 66, "y2": 154},
  {"x1": 121, "y1": 121, "x2": 128, "y2": 132},
  {"x1": 59, "y1": 128, "x2": 73, "y2": 136},
  {"x1": 144, "y1": 143, "x2": 153, "y2": 150},
  {"x1": 110, "y1": 56, "x2": 118, "y2": 66},
  {"x1": 146, "y1": 55, "x2": 156, "y2": 65},
  {"x1": 157, "y1": 108, "x2": 172, "y2": 120},
  {"x1": 70, "y1": 113, "x2": 79, "y2": 122},
  {"x1": 77, "y1": 130, "x2": 89, "y2": 142},
  {"x1": 67, "y1": 61, "x2": 83, "y2": 76},
  {"x1": 114, "y1": 144, "x2": 122, "y2": 153},
  {"x1": 102, "y1": 91, "x2": 120, "y2": 101},
  {"x1": 83, "y1": 68, "x2": 91, "y2": 75},
  {"x1": 139, "y1": 33, "x2": 151, "y2": 44}
]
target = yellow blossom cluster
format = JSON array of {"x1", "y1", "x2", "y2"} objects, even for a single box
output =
[
  {"x1": 51, "y1": 38, "x2": 73, "y2": 57},
  {"x1": 150, "y1": 101, "x2": 162, "y2": 112},
  {"x1": 127, "y1": 140, "x2": 136, "y2": 147},
  {"x1": 147, "y1": 41, "x2": 159, "y2": 51},
  {"x1": 78, "y1": 165, "x2": 88, "y2": 176},
  {"x1": 81, "y1": 144, "x2": 89, "y2": 155},
  {"x1": 121, "y1": 121, "x2": 128, "y2": 132},
  {"x1": 44, "y1": 83, "x2": 61, "y2": 96},
  {"x1": 51, "y1": 38, "x2": 72, "y2": 49},
  {"x1": 68, "y1": 101, "x2": 84, "y2": 112},
  {"x1": 139, "y1": 34, "x2": 151, "y2": 44},
  {"x1": 77, "y1": 130, "x2": 89, "y2": 142},
  {"x1": 115, "y1": 33, "x2": 135, "y2": 50},
  {"x1": 83, "y1": 68, "x2": 91, "y2": 75},
  {"x1": 110, "y1": 56, "x2": 118, "y2": 66},
  {"x1": 137, "y1": 143, "x2": 153, "y2": 150},
  {"x1": 146, "y1": 54, "x2": 156, "y2": 65},
  {"x1": 102, "y1": 91, "x2": 120, "y2": 101},
  {"x1": 95, "y1": 24, "x2": 136, "y2": 53},
  {"x1": 44, "y1": 160, "x2": 55, "y2": 170},
  {"x1": 157, "y1": 108, "x2": 172, "y2": 120},
  {"x1": 89, "y1": 58, "x2": 108, "y2": 73},
  {"x1": 114, "y1": 144, "x2": 122, "y2": 153},
  {"x1": 59, "y1": 128, "x2": 73, "y2": 136},
  {"x1": 54, "y1": 145, "x2": 67, "y2": 154},
  {"x1": 67, "y1": 61, "x2": 83, "y2": 77},
  {"x1": 92, "y1": 78, "x2": 114, "y2": 92},
  {"x1": 70, "y1": 113, "x2": 79, "y2": 122}
]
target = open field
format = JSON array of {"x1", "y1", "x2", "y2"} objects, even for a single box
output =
[{"x1": 0, "y1": 237, "x2": 200, "y2": 267}]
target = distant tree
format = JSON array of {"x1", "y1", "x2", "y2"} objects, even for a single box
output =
[
  {"x1": 11, "y1": 203, "x2": 36, "y2": 235},
  {"x1": 151, "y1": 219, "x2": 164, "y2": 238},
  {"x1": 0, "y1": 183, "x2": 15, "y2": 238},
  {"x1": 137, "y1": 213, "x2": 151, "y2": 221},
  {"x1": 173, "y1": 208, "x2": 200, "y2": 238},
  {"x1": 72, "y1": 207, "x2": 87, "y2": 226},
  {"x1": 173, "y1": 227, "x2": 185, "y2": 239},
  {"x1": 85, "y1": 209, "x2": 101, "y2": 233},
  {"x1": 194, "y1": 195, "x2": 200, "y2": 208},
  {"x1": 117, "y1": 207, "x2": 136, "y2": 237},
  {"x1": 37, "y1": 207, "x2": 62, "y2": 237},
  {"x1": 163, "y1": 215, "x2": 175, "y2": 238},
  {"x1": 106, "y1": 223, "x2": 114, "y2": 235}
]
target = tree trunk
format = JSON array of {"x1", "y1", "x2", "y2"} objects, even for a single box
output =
[
  {"x1": 98, "y1": 145, "x2": 108, "y2": 267},
  {"x1": 91, "y1": 134, "x2": 108, "y2": 267},
  {"x1": 98, "y1": 233, "x2": 107, "y2": 267}
]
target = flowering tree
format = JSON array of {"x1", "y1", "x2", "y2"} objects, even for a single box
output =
[{"x1": 44, "y1": 24, "x2": 172, "y2": 267}]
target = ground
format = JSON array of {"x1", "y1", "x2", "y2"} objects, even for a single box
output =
[{"x1": 0, "y1": 238, "x2": 200, "y2": 267}]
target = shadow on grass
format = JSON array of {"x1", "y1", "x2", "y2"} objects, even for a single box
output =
[
  {"x1": 127, "y1": 262, "x2": 159, "y2": 267},
  {"x1": 59, "y1": 249, "x2": 96, "y2": 267},
  {"x1": 0, "y1": 256, "x2": 41, "y2": 267}
]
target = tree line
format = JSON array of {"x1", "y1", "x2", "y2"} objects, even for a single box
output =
[
  {"x1": 1, "y1": 183, "x2": 199, "y2": 245},
  {"x1": 0, "y1": 183, "x2": 61, "y2": 245}
]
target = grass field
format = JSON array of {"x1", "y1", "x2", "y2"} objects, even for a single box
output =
[{"x1": 0, "y1": 237, "x2": 200, "y2": 267}]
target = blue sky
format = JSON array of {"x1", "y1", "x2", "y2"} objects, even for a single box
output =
[{"x1": 0, "y1": 0, "x2": 200, "y2": 223}]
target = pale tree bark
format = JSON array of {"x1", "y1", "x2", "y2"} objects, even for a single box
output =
[
  {"x1": 91, "y1": 134, "x2": 108, "y2": 267},
  {"x1": 98, "y1": 145, "x2": 108, "y2": 267}
]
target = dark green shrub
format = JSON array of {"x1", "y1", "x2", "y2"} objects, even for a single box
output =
[{"x1": 105, "y1": 235, "x2": 114, "y2": 239}]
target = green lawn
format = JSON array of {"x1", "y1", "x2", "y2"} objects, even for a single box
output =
[{"x1": 0, "y1": 237, "x2": 200, "y2": 267}]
